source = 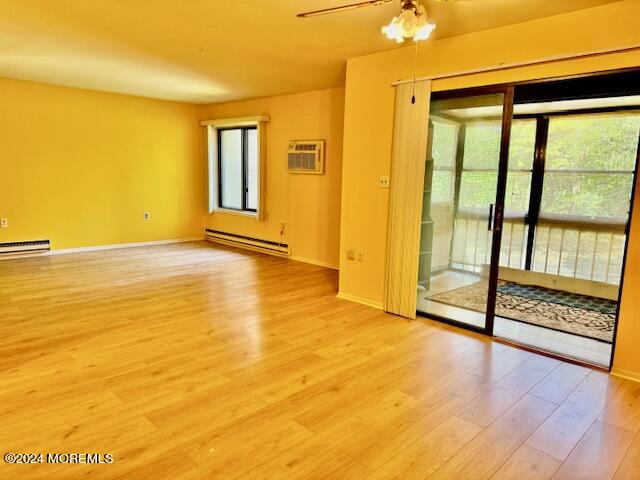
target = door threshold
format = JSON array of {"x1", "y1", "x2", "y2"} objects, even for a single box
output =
[{"x1": 493, "y1": 336, "x2": 610, "y2": 372}]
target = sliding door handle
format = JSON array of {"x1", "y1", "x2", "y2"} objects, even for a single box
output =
[{"x1": 488, "y1": 204, "x2": 496, "y2": 231}]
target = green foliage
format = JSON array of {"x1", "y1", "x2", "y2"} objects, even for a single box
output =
[
  {"x1": 542, "y1": 115, "x2": 640, "y2": 217},
  {"x1": 431, "y1": 120, "x2": 457, "y2": 168},
  {"x1": 546, "y1": 115, "x2": 640, "y2": 171},
  {"x1": 430, "y1": 119, "x2": 457, "y2": 202},
  {"x1": 429, "y1": 113, "x2": 640, "y2": 219}
]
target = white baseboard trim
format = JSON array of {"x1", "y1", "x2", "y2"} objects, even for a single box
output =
[
  {"x1": 49, "y1": 237, "x2": 204, "y2": 255},
  {"x1": 611, "y1": 367, "x2": 640, "y2": 384},
  {"x1": 336, "y1": 291, "x2": 383, "y2": 310},
  {"x1": 289, "y1": 255, "x2": 339, "y2": 270}
]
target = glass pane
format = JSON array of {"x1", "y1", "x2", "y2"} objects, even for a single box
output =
[
  {"x1": 463, "y1": 119, "x2": 535, "y2": 171},
  {"x1": 505, "y1": 172, "x2": 532, "y2": 214},
  {"x1": 431, "y1": 118, "x2": 458, "y2": 168},
  {"x1": 462, "y1": 121, "x2": 502, "y2": 170},
  {"x1": 546, "y1": 114, "x2": 640, "y2": 171},
  {"x1": 417, "y1": 92, "x2": 506, "y2": 330},
  {"x1": 509, "y1": 120, "x2": 537, "y2": 170},
  {"x1": 459, "y1": 171, "x2": 497, "y2": 209},
  {"x1": 431, "y1": 119, "x2": 456, "y2": 203},
  {"x1": 540, "y1": 172, "x2": 633, "y2": 218},
  {"x1": 219, "y1": 129, "x2": 243, "y2": 209},
  {"x1": 432, "y1": 171, "x2": 453, "y2": 202},
  {"x1": 499, "y1": 221, "x2": 528, "y2": 269},
  {"x1": 500, "y1": 118, "x2": 536, "y2": 270},
  {"x1": 246, "y1": 129, "x2": 258, "y2": 210}
]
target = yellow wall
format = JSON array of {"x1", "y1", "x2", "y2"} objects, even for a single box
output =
[
  {"x1": 616, "y1": 185, "x2": 640, "y2": 380},
  {"x1": 0, "y1": 78, "x2": 204, "y2": 249},
  {"x1": 338, "y1": 0, "x2": 640, "y2": 373},
  {"x1": 200, "y1": 87, "x2": 344, "y2": 268}
]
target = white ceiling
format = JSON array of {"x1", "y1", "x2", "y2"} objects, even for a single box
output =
[{"x1": 0, "y1": 0, "x2": 622, "y2": 104}]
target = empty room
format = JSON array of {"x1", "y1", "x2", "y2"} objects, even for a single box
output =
[{"x1": 2, "y1": 1, "x2": 640, "y2": 479}]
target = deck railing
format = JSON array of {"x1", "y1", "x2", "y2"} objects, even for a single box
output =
[{"x1": 449, "y1": 208, "x2": 627, "y2": 285}]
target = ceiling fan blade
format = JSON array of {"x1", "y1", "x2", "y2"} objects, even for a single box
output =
[{"x1": 297, "y1": 0, "x2": 394, "y2": 18}]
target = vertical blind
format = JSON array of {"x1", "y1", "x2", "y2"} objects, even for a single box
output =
[{"x1": 384, "y1": 80, "x2": 432, "y2": 318}]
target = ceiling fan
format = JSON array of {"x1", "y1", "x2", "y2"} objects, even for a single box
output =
[{"x1": 298, "y1": 0, "x2": 456, "y2": 42}]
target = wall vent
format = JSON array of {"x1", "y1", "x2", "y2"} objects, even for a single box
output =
[
  {"x1": 205, "y1": 229, "x2": 289, "y2": 255},
  {"x1": 0, "y1": 239, "x2": 50, "y2": 258},
  {"x1": 287, "y1": 140, "x2": 325, "y2": 174}
]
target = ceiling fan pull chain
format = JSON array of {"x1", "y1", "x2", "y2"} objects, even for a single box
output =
[{"x1": 411, "y1": 34, "x2": 419, "y2": 104}]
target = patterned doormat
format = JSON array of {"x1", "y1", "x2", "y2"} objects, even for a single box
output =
[{"x1": 428, "y1": 281, "x2": 615, "y2": 342}]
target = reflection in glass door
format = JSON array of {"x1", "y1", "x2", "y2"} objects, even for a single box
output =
[{"x1": 417, "y1": 90, "x2": 513, "y2": 331}]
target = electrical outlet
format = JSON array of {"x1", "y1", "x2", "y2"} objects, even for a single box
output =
[
  {"x1": 379, "y1": 176, "x2": 390, "y2": 188},
  {"x1": 357, "y1": 249, "x2": 364, "y2": 262},
  {"x1": 0, "y1": 219, "x2": 7, "y2": 228},
  {"x1": 280, "y1": 222, "x2": 286, "y2": 235},
  {"x1": 144, "y1": 212, "x2": 150, "y2": 220},
  {"x1": 347, "y1": 248, "x2": 356, "y2": 261}
]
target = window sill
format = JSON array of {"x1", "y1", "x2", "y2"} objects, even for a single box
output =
[{"x1": 211, "y1": 208, "x2": 258, "y2": 218}]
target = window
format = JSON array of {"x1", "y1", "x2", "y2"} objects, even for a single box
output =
[
  {"x1": 459, "y1": 119, "x2": 536, "y2": 214},
  {"x1": 218, "y1": 127, "x2": 257, "y2": 212},
  {"x1": 203, "y1": 116, "x2": 268, "y2": 217},
  {"x1": 540, "y1": 113, "x2": 639, "y2": 219}
]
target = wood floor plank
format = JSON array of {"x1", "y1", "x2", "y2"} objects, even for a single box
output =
[
  {"x1": 459, "y1": 355, "x2": 559, "y2": 427},
  {"x1": 470, "y1": 345, "x2": 532, "y2": 383},
  {"x1": 458, "y1": 385, "x2": 524, "y2": 428},
  {"x1": 301, "y1": 453, "x2": 372, "y2": 480},
  {"x1": 613, "y1": 430, "x2": 640, "y2": 479},
  {"x1": 184, "y1": 419, "x2": 314, "y2": 476},
  {"x1": 529, "y1": 362, "x2": 591, "y2": 405},
  {"x1": 490, "y1": 445, "x2": 561, "y2": 480},
  {"x1": 343, "y1": 373, "x2": 492, "y2": 470},
  {"x1": 551, "y1": 420, "x2": 635, "y2": 480},
  {"x1": 600, "y1": 379, "x2": 640, "y2": 433},
  {"x1": 526, "y1": 370, "x2": 623, "y2": 461},
  {"x1": 363, "y1": 415, "x2": 482, "y2": 480},
  {"x1": 393, "y1": 342, "x2": 495, "y2": 401},
  {"x1": 107, "y1": 449, "x2": 198, "y2": 480},
  {"x1": 428, "y1": 394, "x2": 557, "y2": 480},
  {"x1": 0, "y1": 242, "x2": 635, "y2": 480}
]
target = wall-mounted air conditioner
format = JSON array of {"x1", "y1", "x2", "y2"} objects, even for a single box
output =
[{"x1": 287, "y1": 140, "x2": 325, "y2": 174}]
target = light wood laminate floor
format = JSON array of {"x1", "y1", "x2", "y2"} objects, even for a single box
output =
[{"x1": 1, "y1": 241, "x2": 639, "y2": 479}]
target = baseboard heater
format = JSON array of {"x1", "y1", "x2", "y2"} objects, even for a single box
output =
[
  {"x1": 205, "y1": 229, "x2": 289, "y2": 255},
  {"x1": 0, "y1": 239, "x2": 50, "y2": 258}
]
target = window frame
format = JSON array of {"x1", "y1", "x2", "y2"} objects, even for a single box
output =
[
  {"x1": 217, "y1": 126, "x2": 257, "y2": 214},
  {"x1": 202, "y1": 115, "x2": 269, "y2": 219}
]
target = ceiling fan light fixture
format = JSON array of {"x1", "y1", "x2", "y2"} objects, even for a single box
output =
[
  {"x1": 413, "y1": 17, "x2": 436, "y2": 41},
  {"x1": 381, "y1": 15, "x2": 406, "y2": 43},
  {"x1": 381, "y1": 1, "x2": 436, "y2": 43}
]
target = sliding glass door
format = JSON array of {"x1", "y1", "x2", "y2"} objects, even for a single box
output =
[
  {"x1": 417, "y1": 87, "x2": 514, "y2": 333},
  {"x1": 416, "y1": 69, "x2": 640, "y2": 367}
]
